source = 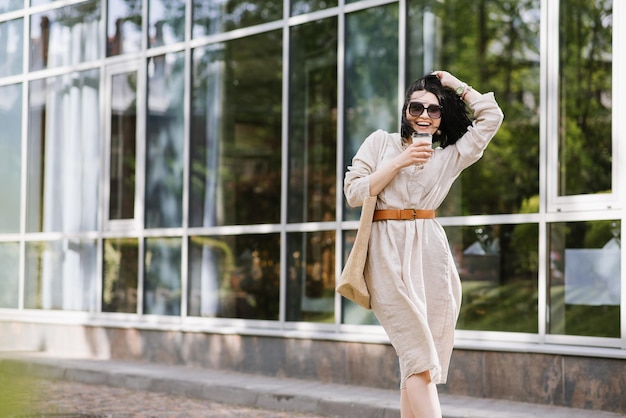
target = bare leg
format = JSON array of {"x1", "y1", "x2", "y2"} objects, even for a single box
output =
[
  {"x1": 401, "y1": 388, "x2": 417, "y2": 418},
  {"x1": 403, "y1": 371, "x2": 442, "y2": 418}
]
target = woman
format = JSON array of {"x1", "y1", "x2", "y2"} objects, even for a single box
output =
[{"x1": 344, "y1": 71, "x2": 503, "y2": 418}]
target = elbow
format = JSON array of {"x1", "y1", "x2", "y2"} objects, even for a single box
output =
[
  {"x1": 344, "y1": 185, "x2": 367, "y2": 208},
  {"x1": 496, "y1": 108, "x2": 504, "y2": 126},
  {"x1": 345, "y1": 193, "x2": 362, "y2": 208},
  {"x1": 344, "y1": 172, "x2": 373, "y2": 207}
]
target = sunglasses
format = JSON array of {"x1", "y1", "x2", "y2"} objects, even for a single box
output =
[{"x1": 408, "y1": 101, "x2": 443, "y2": 119}]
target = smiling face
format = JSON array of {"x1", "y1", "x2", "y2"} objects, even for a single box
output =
[{"x1": 405, "y1": 91, "x2": 442, "y2": 136}]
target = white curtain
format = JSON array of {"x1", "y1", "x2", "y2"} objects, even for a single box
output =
[
  {"x1": 199, "y1": 53, "x2": 225, "y2": 316},
  {"x1": 38, "y1": 10, "x2": 100, "y2": 310},
  {"x1": 45, "y1": 0, "x2": 101, "y2": 68}
]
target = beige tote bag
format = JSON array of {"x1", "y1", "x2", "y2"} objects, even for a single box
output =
[
  {"x1": 336, "y1": 195, "x2": 377, "y2": 309},
  {"x1": 338, "y1": 132, "x2": 388, "y2": 309}
]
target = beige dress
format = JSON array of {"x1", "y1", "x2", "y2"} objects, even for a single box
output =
[{"x1": 344, "y1": 93, "x2": 504, "y2": 387}]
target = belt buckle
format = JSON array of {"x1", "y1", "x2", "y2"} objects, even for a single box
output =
[{"x1": 404, "y1": 208, "x2": 417, "y2": 220}]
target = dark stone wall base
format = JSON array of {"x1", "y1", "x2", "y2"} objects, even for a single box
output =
[
  {"x1": 441, "y1": 349, "x2": 626, "y2": 414},
  {"x1": 1, "y1": 321, "x2": 624, "y2": 414}
]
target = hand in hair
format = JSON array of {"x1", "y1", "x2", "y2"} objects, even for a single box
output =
[
  {"x1": 432, "y1": 70, "x2": 481, "y2": 102},
  {"x1": 431, "y1": 71, "x2": 463, "y2": 90}
]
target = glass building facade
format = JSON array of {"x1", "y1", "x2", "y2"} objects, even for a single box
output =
[{"x1": 0, "y1": 0, "x2": 624, "y2": 357}]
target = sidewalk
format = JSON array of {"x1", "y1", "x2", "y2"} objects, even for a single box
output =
[{"x1": 2, "y1": 353, "x2": 624, "y2": 418}]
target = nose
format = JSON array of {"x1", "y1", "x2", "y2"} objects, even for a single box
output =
[{"x1": 417, "y1": 108, "x2": 429, "y2": 117}]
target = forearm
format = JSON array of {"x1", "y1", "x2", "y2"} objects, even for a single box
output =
[
  {"x1": 368, "y1": 158, "x2": 402, "y2": 196},
  {"x1": 460, "y1": 84, "x2": 482, "y2": 103},
  {"x1": 454, "y1": 92, "x2": 504, "y2": 163},
  {"x1": 369, "y1": 139, "x2": 434, "y2": 196}
]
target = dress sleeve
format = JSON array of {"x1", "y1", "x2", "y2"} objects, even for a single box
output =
[
  {"x1": 343, "y1": 129, "x2": 386, "y2": 208},
  {"x1": 454, "y1": 92, "x2": 504, "y2": 167}
]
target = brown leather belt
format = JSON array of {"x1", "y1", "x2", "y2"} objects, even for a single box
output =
[{"x1": 373, "y1": 209, "x2": 435, "y2": 221}]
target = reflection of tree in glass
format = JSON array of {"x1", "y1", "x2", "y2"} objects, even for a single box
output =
[
  {"x1": 289, "y1": 18, "x2": 338, "y2": 223},
  {"x1": 150, "y1": 0, "x2": 185, "y2": 46},
  {"x1": 122, "y1": 0, "x2": 142, "y2": 26},
  {"x1": 189, "y1": 31, "x2": 282, "y2": 226},
  {"x1": 192, "y1": 0, "x2": 281, "y2": 36},
  {"x1": 558, "y1": 0, "x2": 612, "y2": 196},
  {"x1": 55, "y1": 0, "x2": 100, "y2": 26},
  {"x1": 456, "y1": 223, "x2": 539, "y2": 333},
  {"x1": 428, "y1": 0, "x2": 542, "y2": 216},
  {"x1": 343, "y1": 4, "x2": 399, "y2": 221},
  {"x1": 102, "y1": 238, "x2": 139, "y2": 314}
]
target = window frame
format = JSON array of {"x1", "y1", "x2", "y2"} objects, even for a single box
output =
[
  {"x1": 545, "y1": 0, "x2": 622, "y2": 214},
  {"x1": 103, "y1": 60, "x2": 147, "y2": 233}
]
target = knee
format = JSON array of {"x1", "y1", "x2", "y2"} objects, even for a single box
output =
[{"x1": 406, "y1": 370, "x2": 433, "y2": 387}]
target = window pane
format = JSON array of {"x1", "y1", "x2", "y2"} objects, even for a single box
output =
[
  {"x1": 107, "y1": 0, "x2": 142, "y2": 56},
  {"x1": 27, "y1": 70, "x2": 100, "y2": 233},
  {"x1": 446, "y1": 224, "x2": 539, "y2": 333},
  {"x1": 340, "y1": 229, "x2": 378, "y2": 325},
  {"x1": 549, "y1": 221, "x2": 620, "y2": 338},
  {"x1": 188, "y1": 234, "x2": 280, "y2": 320},
  {"x1": 146, "y1": 53, "x2": 185, "y2": 228},
  {"x1": 0, "y1": 242, "x2": 20, "y2": 309},
  {"x1": 103, "y1": 238, "x2": 138, "y2": 313},
  {"x1": 408, "y1": 0, "x2": 540, "y2": 216},
  {"x1": 0, "y1": 18, "x2": 23, "y2": 77},
  {"x1": 343, "y1": 4, "x2": 399, "y2": 221},
  {"x1": 288, "y1": 18, "x2": 337, "y2": 223},
  {"x1": 192, "y1": 0, "x2": 282, "y2": 37},
  {"x1": 286, "y1": 231, "x2": 335, "y2": 322},
  {"x1": 190, "y1": 31, "x2": 282, "y2": 227},
  {"x1": 149, "y1": 0, "x2": 185, "y2": 48},
  {"x1": 109, "y1": 70, "x2": 137, "y2": 221},
  {"x1": 0, "y1": 0, "x2": 22, "y2": 13},
  {"x1": 30, "y1": 0, "x2": 55, "y2": 7},
  {"x1": 558, "y1": 0, "x2": 612, "y2": 196},
  {"x1": 24, "y1": 240, "x2": 98, "y2": 311},
  {"x1": 0, "y1": 83, "x2": 22, "y2": 234},
  {"x1": 290, "y1": 0, "x2": 336, "y2": 16},
  {"x1": 30, "y1": 0, "x2": 101, "y2": 71},
  {"x1": 144, "y1": 237, "x2": 181, "y2": 316}
]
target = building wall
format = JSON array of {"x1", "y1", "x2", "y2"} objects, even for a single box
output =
[
  {"x1": 0, "y1": 0, "x2": 625, "y2": 412},
  {"x1": 2, "y1": 320, "x2": 625, "y2": 414}
]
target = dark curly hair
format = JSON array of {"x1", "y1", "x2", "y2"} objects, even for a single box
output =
[{"x1": 400, "y1": 74, "x2": 473, "y2": 148}]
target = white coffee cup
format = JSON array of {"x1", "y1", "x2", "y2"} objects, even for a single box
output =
[{"x1": 411, "y1": 132, "x2": 432, "y2": 145}]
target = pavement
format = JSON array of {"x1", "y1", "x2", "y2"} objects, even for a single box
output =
[{"x1": 1, "y1": 353, "x2": 624, "y2": 418}]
